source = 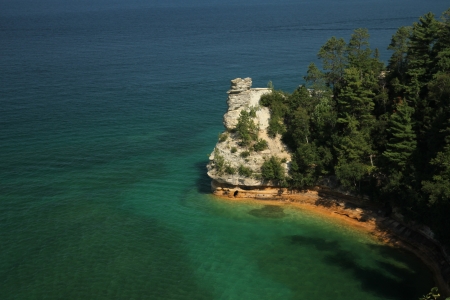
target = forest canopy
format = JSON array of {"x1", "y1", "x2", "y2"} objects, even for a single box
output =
[{"x1": 260, "y1": 8, "x2": 450, "y2": 244}]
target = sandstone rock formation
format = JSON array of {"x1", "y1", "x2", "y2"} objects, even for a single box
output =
[{"x1": 207, "y1": 78, "x2": 292, "y2": 188}]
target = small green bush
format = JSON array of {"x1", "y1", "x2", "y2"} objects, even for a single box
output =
[
  {"x1": 267, "y1": 114, "x2": 286, "y2": 137},
  {"x1": 231, "y1": 147, "x2": 237, "y2": 153},
  {"x1": 218, "y1": 132, "x2": 228, "y2": 143},
  {"x1": 214, "y1": 149, "x2": 225, "y2": 173},
  {"x1": 253, "y1": 174, "x2": 262, "y2": 180},
  {"x1": 249, "y1": 107, "x2": 257, "y2": 118},
  {"x1": 238, "y1": 165, "x2": 253, "y2": 177},
  {"x1": 253, "y1": 139, "x2": 268, "y2": 152},
  {"x1": 240, "y1": 151, "x2": 250, "y2": 158},
  {"x1": 225, "y1": 164, "x2": 236, "y2": 175}
]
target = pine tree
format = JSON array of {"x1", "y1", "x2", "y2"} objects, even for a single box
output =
[
  {"x1": 405, "y1": 12, "x2": 439, "y2": 102},
  {"x1": 422, "y1": 145, "x2": 450, "y2": 205},
  {"x1": 236, "y1": 110, "x2": 258, "y2": 146},
  {"x1": 289, "y1": 107, "x2": 310, "y2": 146},
  {"x1": 346, "y1": 28, "x2": 373, "y2": 72},
  {"x1": 387, "y1": 26, "x2": 412, "y2": 87},
  {"x1": 422, "y1": 145, "x2": 450, "y2": 244},
  {"x1": 399, "y1": 13, "x2": 440, "y2": 175},
  {"x1": 337, "y1": 68, "x2": 375, "y2": 130},
  {"x1": 304, "y1": 62, "x2": 326, "y2": 88},
  {"x1": 433, "y1": 9, "x2": 450, "y2": 71},
  {"x1": 335, "y1": 158, "x2": 368, "y2": 191},
  {"x1": 318, "y1": 37, "x2": 347, "y2": 88},
  {"x1": 287, "y1": 85, "x2": 315, "y2": 114},
  {"x1": 382, "y1": 102, "x2": 417, "y2": 169}
]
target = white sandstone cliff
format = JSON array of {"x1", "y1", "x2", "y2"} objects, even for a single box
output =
[{"x1": 207, "y1": 78, "x2": 292, "y2": 188}]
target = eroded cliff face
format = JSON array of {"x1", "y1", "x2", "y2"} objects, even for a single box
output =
[{"x1": 206, "y1": 78, "x2": 291, "y2": 188}]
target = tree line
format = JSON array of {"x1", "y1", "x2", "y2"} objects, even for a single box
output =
[{"x1": 260, "y1": 8, "x2": 450, "y2": 244}]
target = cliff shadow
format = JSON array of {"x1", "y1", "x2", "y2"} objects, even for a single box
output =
[{"x1": 194, "y1": 160, "x2": 212, "y2": 194}]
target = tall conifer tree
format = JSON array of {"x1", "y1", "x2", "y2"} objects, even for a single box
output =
[
  {"x1": 382, "y1": 102, "x2": 416, "y2": 169},
  {"x1": 318, "y1": 37, "x2": 347, "y2": 88}
]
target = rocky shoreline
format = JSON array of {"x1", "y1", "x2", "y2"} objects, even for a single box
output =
[{"x1": 211, "y1": 181, "x2": 450, "y2": 297}]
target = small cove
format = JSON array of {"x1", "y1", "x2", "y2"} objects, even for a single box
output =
[{"x1": 184, "y1": 194, "x2": 434, "y2": 299}]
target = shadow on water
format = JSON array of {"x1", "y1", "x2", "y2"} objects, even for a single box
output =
[
  {"x1": 248, "y1": 205, "x2": 287, "y2": 219},
  {"x1": 257, "y1": 234, "x2": 432, "y2": 300},
  {"x1": 194, "y1": 160, "x2": 212, "y2": 194}
]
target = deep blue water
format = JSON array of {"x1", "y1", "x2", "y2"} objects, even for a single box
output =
[{"x1": 1, "y1": 1, "x2": 449, "y2": 299}]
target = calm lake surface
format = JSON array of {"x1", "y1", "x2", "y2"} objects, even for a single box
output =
[{"x1": 1, "y1": 0, "x2": 449, "y2": 299}]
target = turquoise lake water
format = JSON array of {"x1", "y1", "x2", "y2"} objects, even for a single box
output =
[{"x1": 1, "y1": 0, "x2": 449, "y2": 299}]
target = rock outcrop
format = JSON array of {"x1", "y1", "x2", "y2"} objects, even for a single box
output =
[{"x1": 207, "y1": 78, "x2": 291, "y2": 188}]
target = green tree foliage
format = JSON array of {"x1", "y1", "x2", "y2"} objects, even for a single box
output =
[
  {"x1": 261, "y1": 156, "x2": 285, "y2": 182},
  {"x1": 318, "y1": 36, "x2": 347, "y2": 87},
  {"x1": 287, "y1": 85, "x2": 314, "y2": 113},
  {"x1": 240, "y1": 151, "x2": 250, "y2": 158},
  {"x1": 268, "y1": 113, "x2": 286, "y2": 137},
  {"x1": 382, "y1": 102, "x2": 416, "y2": 169},
  {"x1": 304, "y1": 62, "x2": 327, "y2": 89},
  {"x1": 402, "y1": 14, "x2": 441, "y2": 165},
  {"x1": 405, "y1": 12, "x2": 440, "y2": 102},
  {"x1": 236, "y1": 110, "x2": 258, "y2": 146},
  {"x1": 304, "y1": 63, "x2": 335, "y2": 125},
  {"x1": 387, "y1": 26, "x2": 412, "y2": 80},
  {"x1": 225, "y1": 164, "x2": 236, "y2": 175},
  {"x1": 335, "y1": 159, "x2": 368, "y2": 191},
  {"x1": 337, "y1": 67, "x2": 375, "y2": 129},
  {"x1": 422, "y1": 146, "x2": 450, "y2": 205},
  {"x1": 333, "y1": 65, "x2": 376, "y2": 190},
  {"x1": 260, "y1": 90, "x2": 288, "y2": 137},
  {"x1": 218, "y1": 132, "x2": 228, "y2": 142},
  {"x1": 289, "y1": 144, "x2": 332, "y2": 189},
  {"x1": 213, "y1": 149, "x2": 225, "y2": 174},
  {"x1": 422, "y1": 145, "x2": 450, "y2": 243},
  {"x1": 311, "y1": 96, "x2": 336, "y2": 134},
  {"x1": 238, "y1": 165, "x2": 253, "y2": 177},
  {"x1": 335, "y1": 128, "x2": 373, "y2": 163},
  {"x1": 346, "y1": 28, "x2": 372, "y2": 72},
  {"x1": 288, "y1": 107, "x2": 310, "y2": 146},
  {"x1": 260, "y1": 8, "x2": 450, "y2": 244},
  {"x1": 253, "y1": 139, "x2": 268, "y2": 152}
]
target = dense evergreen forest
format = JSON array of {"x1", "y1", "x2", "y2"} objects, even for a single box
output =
[{"x1": 261, "y1": 8, "x2": 450, "y2": 244}]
